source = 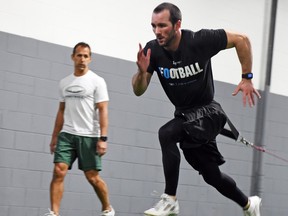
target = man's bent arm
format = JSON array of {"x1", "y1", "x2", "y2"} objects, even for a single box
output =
[
  {"x1": 225, "y1": 30, "x2": 261, "y2": 106},
  {"x1": 132, "y1": 70, "x2": 152, "y2": 96},
  {"x1": 225, "y1": 30, "x2": 252, "y2": 74}
]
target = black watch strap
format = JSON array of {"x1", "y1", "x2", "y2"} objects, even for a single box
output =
[
  {"x1": 99, "y1": 136, "x2": 108, "y2": 142},
  {"x1": 242, "y1": 72, "x2": 253, "y2": 79}
]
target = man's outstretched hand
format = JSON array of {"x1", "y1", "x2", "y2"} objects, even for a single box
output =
[{"x1": 232, "y1": 79, "x2": 261, "y2": 107}]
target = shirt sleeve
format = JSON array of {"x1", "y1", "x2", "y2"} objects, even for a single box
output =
[
  {"x1": 144, "y1": 41, "x2": 157, "y2": 74},
  {"x1": 94, "y1": 78, "x2": 109, "y2": 103},
  {"x1": 195, "y1": 29, "x2": 227, "y2": 59}
]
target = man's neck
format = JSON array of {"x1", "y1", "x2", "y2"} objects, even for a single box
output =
[{"x1": 74, "y1": 68, "x2": 89, "y2": 76}]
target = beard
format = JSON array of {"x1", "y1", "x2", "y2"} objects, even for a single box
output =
[{"x1": 159, "y1": 29, "x2": 177, "y2": 49}]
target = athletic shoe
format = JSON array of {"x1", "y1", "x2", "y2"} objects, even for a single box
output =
[
  {"x1": 244, "y1": 196, "x2": 262, "y2": 216},
  {"x1": 101, "y1": 206, "x2": 115, "y2": 216},
  {"x1": 44, "y1": 209, "x2": 59, "y2": 216},
  {"x1": 144, "y1": 193, "x2": 179, "y2": 216}
]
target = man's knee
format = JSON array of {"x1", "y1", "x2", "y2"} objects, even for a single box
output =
[
  {"x1": 85, "y1": 170, "x2": 102, "y2": 186},
  {"x1": 53, "y1": 163, "x2": 69, "y2": 181}
]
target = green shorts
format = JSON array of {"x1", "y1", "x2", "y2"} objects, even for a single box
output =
[{"x1": 54, "y1": 132, "x2": 102, "y2": 171}]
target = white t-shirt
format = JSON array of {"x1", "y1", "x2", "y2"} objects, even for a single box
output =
[{"x1": 59, "y1": 70, "x2": 109, "y2": 137}]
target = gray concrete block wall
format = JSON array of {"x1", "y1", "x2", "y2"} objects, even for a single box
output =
[{"x1": 1, "y1": 31, "x2": 288, "y2": 216}]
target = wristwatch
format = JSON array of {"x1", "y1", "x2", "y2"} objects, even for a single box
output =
[
  {"x1": 242, "y1": 72, "x2": 253, "y2": 79},
  {"x1": 99, "y1": 136, "x2": 108, "y2": 142}
]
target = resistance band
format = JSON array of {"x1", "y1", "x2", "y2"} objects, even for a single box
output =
[{"x1": 221, "y1": 117, "x2": 288, "y2": 163}]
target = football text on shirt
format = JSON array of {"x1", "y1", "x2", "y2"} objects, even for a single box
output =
[{"x1": 158, "y1": 62, "x2": 203, "y2": 80}]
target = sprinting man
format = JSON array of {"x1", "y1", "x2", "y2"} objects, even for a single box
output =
[
  {"x1": 45, "y1": 42, "x2": 115, "y2": 216},
  {"x1": 132, "y1": 2, "x2": 261, "y2": 216}
]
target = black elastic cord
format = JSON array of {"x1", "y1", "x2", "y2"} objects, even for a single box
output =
[
  {"x1": 221, "y1": 116, "x2": 288, "y2": 163},
  {"x1": 220, "y1": 117, "x2": 239, "y2": 140}
]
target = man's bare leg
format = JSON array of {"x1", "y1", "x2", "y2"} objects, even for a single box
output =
[
  {"x1": 85, "y1": 170, "x2": 112, "y2": 211},
  {"x1": 50, "y1": 163, "x2": 69, "y2": 215}
]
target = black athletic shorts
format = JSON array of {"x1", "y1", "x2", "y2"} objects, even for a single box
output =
[{"x1": 175, "y1": 100, "x2": 226, "y2": 172}]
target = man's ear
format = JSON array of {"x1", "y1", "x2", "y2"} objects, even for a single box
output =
[{"x1": 175, "y1": 20, "x2": 181, "y2": 31}]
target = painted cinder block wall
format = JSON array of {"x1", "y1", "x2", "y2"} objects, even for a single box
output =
[{"x1": 0, "y1": 31, "x2": 288, "y2": 216}]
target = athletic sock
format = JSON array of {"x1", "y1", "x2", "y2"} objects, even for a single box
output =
[{"x1": 243, "y1": 200, "x2": 250, "y2": 210}]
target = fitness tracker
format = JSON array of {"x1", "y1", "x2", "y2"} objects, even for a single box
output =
[
  {"x1": 99, "y1": 136, "x2": 108, "y2": 142},
  {"x1": 242, "y1": 72, "x2": 253, "y2": 79}
]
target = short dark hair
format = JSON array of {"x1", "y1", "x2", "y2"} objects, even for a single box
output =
[
  {"x1": 72, "y1": 42, "x2": 91, "y2": 56},
  {"x1": 153, "y1": 2, "x2": 182, "y2": 25}
]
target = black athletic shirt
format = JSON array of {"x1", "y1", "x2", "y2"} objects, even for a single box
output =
[{"x1": 145, "y1": 29, "x2": 227, "y2": 108}]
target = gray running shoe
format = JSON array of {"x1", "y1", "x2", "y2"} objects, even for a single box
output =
[{"x1": 144, "y1": 193, "x2": 179, "y2": 216}]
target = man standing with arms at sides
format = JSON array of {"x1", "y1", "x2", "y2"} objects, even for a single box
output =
[
  {"x1": 132, "y1": 2, "x2": 261, "y2": 216},
  {"x1": 45, "y1": 42, "x2": 115, "y2": 216}
]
